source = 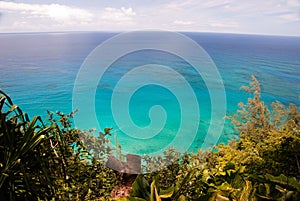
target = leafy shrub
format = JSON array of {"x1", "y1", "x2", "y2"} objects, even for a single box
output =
[{"x1": 0, "y1": 90, "x2": 117, "y2": 200}]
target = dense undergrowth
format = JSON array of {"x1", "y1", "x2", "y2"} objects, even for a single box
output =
[{"x1": 0, "y1": 76, "x2": 299, "y2": 201}]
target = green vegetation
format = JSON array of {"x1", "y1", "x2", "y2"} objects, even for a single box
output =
[
  {"x1": 0, "y1": 89, "x2": 117, "y2": 200},
  {"x1": 0, "y1": 76, "x2": 299, "y2": 200}
]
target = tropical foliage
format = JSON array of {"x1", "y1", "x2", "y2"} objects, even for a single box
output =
[
  {"x1": 0, "y1": 89, "x2": 117, "y2": 200},
  {"x1": 0, "y1": 76, "x2": 299, "y2": 200}
]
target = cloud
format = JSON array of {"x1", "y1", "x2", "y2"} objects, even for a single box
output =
[
  {"x1": 286, "y1": 0, "x2": 300, "y2": 7},
  {"x1": 166, "y1": 0, "x2": 234, "y2": 10},
  {"x1": 173, "y1": 20, "x2": 194, "y2": 25},
  {"x1": 201, "y1": 0, "x2": 235, "y2": 9},
  {"x1": 279, "y1": 13, "x2": 300, "y2": 22},
  {"x1": 165, "y1": 0, "x2": 197, "y2": 10},
  {"x1": 0, "y1": 0, "x2": 298, "y2": 36},
  {"x1": 209, "y1": 22, "x2": 238, "y2": 28},
  {"x1": 0, "y1": 2, "x2": 93, "y2": 23},
  {"x1": 101, "y1": 7, "x2": 136, "y2": 22},
  {"x1": 0, "y1": 1, "x2": 136, "y2": 24},
  {"x1": 0, "y1": 2, "x2": 137, "y2": 31}
]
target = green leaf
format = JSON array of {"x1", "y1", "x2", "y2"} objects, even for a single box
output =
[
  {"x1": 177, "y1": 195, "x2": 186, "y2": 201},
  {"x1": 131, "y1": 175, "x2": 150, "y2": 199},
  {"x1": 173, "y1": 169, "x2": 195, "y2": 199},
  {"x1": 154, "y1": 183, "x2": 161, "y2": 201},
  {"x1": 150, "y1": 180, "x2": 155, "y2": 201},
  {"x1": 159, "y1": 186, "x2": 174, "y2": 198},
  {"x1": 114, "y1": 197, "x2": 147, "y2": 201},
  {"x1": 265, "y1": 174, "x2": 300, "y2": 191}
]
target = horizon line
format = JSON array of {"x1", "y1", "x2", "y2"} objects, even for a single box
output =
[{"x1": 0, "y1": 30, "x2": 300, "y2": 38}]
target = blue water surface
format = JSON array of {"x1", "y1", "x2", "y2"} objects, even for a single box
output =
[{"x1": 0, "y1": 32, "x2": 299, "y2": 154}]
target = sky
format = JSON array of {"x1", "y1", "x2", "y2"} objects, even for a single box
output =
[{"x1": 0, "y1": 0, "x2": 299, "y2": 36}]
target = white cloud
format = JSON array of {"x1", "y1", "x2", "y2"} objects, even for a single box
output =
[
  {"x1": 0, "y1": 2, "x2": 137, "y2": 31},
  {"x1": 0, "y1": 0, "x2": 299, "y2": 36},
  {"x1": 201, "y1": 0, "x2": 234, "y2": 8},
  {"x1": 0, "y1": 2, "x2": 93, "y2": 23},
  {"x1": 286, "y1": 0, "x2": 300, "y2": 7},
  {"x1": 100, "y1": 7, "x2": 136, "y2": 22},
  {"x1": 279, "y1": 13, "x2": 300, "y2": 22},
  {"x1": 173, "y1": 20, "x2": 194, "y2": 25},
  {"x1": 209, "y1": 22, "x2": 238, "y2": 28},
  {"x1": 165, "y1": 0, "x2": 197, "y2": 10}
]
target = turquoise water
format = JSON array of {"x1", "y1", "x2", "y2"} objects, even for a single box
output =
[{"x1": 0, "y1": 32, "x2": 299, "y2": 155}]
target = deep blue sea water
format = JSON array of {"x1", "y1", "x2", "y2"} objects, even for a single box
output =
[{"x1": 0, "y1": 32, "x2": 299, "y2": 155}]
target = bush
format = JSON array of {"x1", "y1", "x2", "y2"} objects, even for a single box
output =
[{"x1": 0, "y1": 90, "x2": 117, "y2": 200}]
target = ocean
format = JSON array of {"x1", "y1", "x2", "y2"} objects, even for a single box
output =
[{"x1": 0, "y1": 31, "x2": 299, "y2": 155}]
